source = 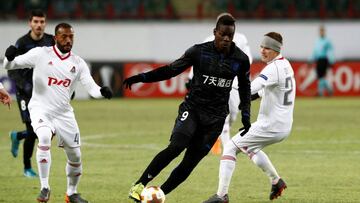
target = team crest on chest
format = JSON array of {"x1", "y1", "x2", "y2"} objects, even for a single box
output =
[
  {"x1": 48, "y1": 61, "x2": 53, "y2": 65},
  {"x1": 70, "y1": 66, "x2": 76, "y2": 73}
]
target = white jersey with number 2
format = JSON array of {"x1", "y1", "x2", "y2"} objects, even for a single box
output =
[{"x1": 251, "y1": 54, "x2": 296, "y2": 133}]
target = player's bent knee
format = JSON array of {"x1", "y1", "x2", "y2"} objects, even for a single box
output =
[
  {"x1": 36, "y1": 126, "x2": 53, "y2": 146},
  {"x1": 222, "y1": 141, "x2": 238, "y2": 156},
  {"x1": 65, "y1": 147, "x2": 81, "y2": 163}
]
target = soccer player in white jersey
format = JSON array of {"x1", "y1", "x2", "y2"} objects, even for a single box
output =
[
  {"x1": 203, "y1": 32, "x2": 295, "y2": 203},
  {"x1": 3, "y1": 23, "x2": 113, "y2": 203},
  {"x1": 187, "y1": 13, "x2": 253, "y2": 154},
  {"x1": 0, "y1": 82, "x2": 12, "y2": 108}
]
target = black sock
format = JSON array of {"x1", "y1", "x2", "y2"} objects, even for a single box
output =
[
  {"x1": 16, "y1": 130, "x2": 28, "y2": 140},
  {"x1": 23, "y1": 132, "x2": 36, "y2": 169}
]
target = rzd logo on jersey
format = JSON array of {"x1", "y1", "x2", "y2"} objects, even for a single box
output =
[{"x1": 48, "y1": 77, "x2": 71, "y2": 87}]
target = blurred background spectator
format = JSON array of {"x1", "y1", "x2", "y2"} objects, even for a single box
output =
[{"x1": 1, "y1": 0, "x2": 359, "y2": 20}]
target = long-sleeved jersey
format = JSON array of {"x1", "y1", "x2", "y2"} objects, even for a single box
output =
[
  {"x1": 4, "y1": 45, "x2": 102, "y2": 113},
  {"x1": 251, "y1": 54, "x2": 295, "y2": 133},
  {"x1": 310, "y1": 36, "x2": 335, "y2": 64},
  {"x1": 7, "y1": 31, "x2": 54, "y2": 97},
  {"x1": 141, "y1": 41, "x2": 251, "y2": 118}
]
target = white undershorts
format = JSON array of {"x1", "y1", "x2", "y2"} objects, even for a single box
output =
[
  {"x1": 30, "y1": 107, "x2": 81, "y2": 148},
  {"x1": 231, "y1": 126, "x2": 289, "y2": 155}
]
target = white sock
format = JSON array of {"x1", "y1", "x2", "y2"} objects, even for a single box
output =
[
  {"x1": 66, "y1": 162, "x2": 82, "y2": 196},
  {"x1": 36, "y1": 146, "x2": 51, "y2": 189},
  {"x1": 36, "y1": 127, "x2": 53, "y2": 190},
  {"x1": 217, "y1": 158, "x2": 236, "y2": 197},
  {"x1": 251, "y1": 150, "x2": 280, "y2": 184},
  {"x1": 217, "y1": 141, "x2": 238, "y2": 197}
]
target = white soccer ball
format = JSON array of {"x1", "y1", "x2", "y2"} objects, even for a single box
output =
[{"x1": 140, "y1": 186, "x2": 166, "y2": 203}]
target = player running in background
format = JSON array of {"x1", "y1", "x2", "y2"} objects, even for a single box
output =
[
  {"x1": 124, "y1": 13, "x2": 251, "y2": 202},
  {"x1": 0, "y1": 82, "x2": 12, "y2": 108},
  {"x1": 4, "y1": 22, "x2": 113, "y2": 203},
  {"x1": 7, "y1": 10, "x2": 54, "y2": 178},
  {"x1": 203, "y1": 32, "x2": 295, "y2": 203},
  {"x1": 187, "y1": 12, "x2": 253, "y2": 155},
  {"x1": 309, "y1": 25, "x2": 335, "y2": 97}
]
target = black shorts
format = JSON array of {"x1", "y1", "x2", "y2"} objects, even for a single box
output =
[
  {"x1": 170, "y1": 102, "x2": 225, "y2": 151},
  {"x1": 316, "y1": 58, "x2": 329, "y2": 78},
  {"x1": 15, "y1": 91, "x2": 31, "y2": 123}
]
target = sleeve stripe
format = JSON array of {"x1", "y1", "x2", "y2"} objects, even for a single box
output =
[{"x1": 259, "y1": 74, "x2": 268, "y2": 80}]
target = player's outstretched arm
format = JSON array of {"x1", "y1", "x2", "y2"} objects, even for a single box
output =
[
  {"x1": 5, "y1": 45, "x2": 17, "y2": 61},
  {"x1": 123, "y1": 74, "x2": 145, "y2": 90},
  {"x1": 238, "y1": 59, "x2": 251, "y2": 136},
  {"x1": 3, "y1": 45, "x2": 38, "y2": 70},
  {"x1": 3, "y1": 45, "x2": 17, "y2": 70}
]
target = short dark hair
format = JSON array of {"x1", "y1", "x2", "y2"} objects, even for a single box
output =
[
  {"x1": 29, "y1": 10, "x2": 46, "y2": 21},
  {"x1": 55, "y1": 23, "x2": 72, "y2": 35},
  {"x1": 215, "y1": 13, "x2": 235, "y2": 30},
  {"x1": 265, "y1": 32, "x2": 283, "y2": 44}
]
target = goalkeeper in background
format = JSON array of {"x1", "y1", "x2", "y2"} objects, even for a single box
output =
[{"x1": 309, "y1": 25, "x2": 335, "y2": 96}]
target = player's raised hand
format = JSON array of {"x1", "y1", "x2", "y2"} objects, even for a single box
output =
[
  {"x1": 100, "y1": 86, "x2": 113, "y2": 99},
  {"x1": 123, "y1": 74, "x2": 144, "y2": 90},
  {"x1": 5, "y1": 45, "x2": 18, "y2": 61}
]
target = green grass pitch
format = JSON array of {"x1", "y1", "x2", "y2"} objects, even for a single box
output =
[{"x1": 0, "y1": 98, "x2": 359, "y2": 203}]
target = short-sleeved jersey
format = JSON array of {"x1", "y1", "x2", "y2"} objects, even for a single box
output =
[
  {"x1": 141, "y1": 41, "x2": 251, "y2": 118},
  {"x1": 4, "y1": 46, "x2": 102, "y2": 114},
  {"x1": 7, "y1": 31, "x2": 54, "y2": 96},
  {"x1": 251, "y1": 54, "x2": 295, "y2": 133}
]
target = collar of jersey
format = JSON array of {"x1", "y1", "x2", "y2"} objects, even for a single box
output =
[
  {"x1": 267, "y1": 54, "x2": 284, "y2": 64},
  {"x1": 53, "y1": 45, "x2": 71, "y2": 60}
]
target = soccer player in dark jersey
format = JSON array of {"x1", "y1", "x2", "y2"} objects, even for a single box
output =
[
  {"x1": 7, "y1": 10, "x2": 54, "y2": 178},
  {"x1": 124, "y1": 13, "x2": 251, "y2": 202}
]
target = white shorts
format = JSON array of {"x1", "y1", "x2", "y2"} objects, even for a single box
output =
[
  {"x1": 30, "y1": 108, "x2": 81, "y2": 148},
  {"x1": 231, "y1": 126, "x2": 289, "y2": 154}
]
